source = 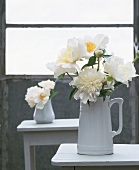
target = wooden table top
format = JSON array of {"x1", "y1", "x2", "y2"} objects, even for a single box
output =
[
  {"x1": 17, "y1": 119, "x2": 79, "y2": 132},
  {"x1": 52, "y1": 144, "x2": 139, "y2": 167}
]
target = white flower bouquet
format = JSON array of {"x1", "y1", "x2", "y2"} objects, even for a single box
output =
[
  {"x1": 25, "y1": 80, "x2": 58, "y2": 109},
  {"x1": 47, "y1": 34, "x2": 139, "y2": 104}
]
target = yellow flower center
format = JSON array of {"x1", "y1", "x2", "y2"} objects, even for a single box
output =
[
  {"x1": 64, "y1": 52, "x2": 71, "y2": 63},
  {"x1": 40, "y1": 93, "x2": 45, "y2": 99},
  {"x1": 57, "y1": 48, "x2": 72, "y2": 63},
  {"x1": 85, "y1": 42, "x2": 96, "y2": 53}
]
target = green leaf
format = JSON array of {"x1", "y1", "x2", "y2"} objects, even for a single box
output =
[
  {"x1": 81, "y1": 64, "x2": 89, "y2": 70},
  {"x1": 49, "y1": 90, "x2": 59, "y2": 99},
  {"x1": 103, "y1": 49, "x2": 106, "y2": 54},
  {"x1": 100, "y1": 89, "x2": 108, "y2": 97},
  {"x1": 114, "y1": 82, "x2": 122, "y2": 88},
  {"x1": 55, "y1": 73, "x2": 65, "y2": 82},
  {"x1": 81, "y1": 56, "x2": 96, "y2": 70},
  {"x1": 88, "y1": 56, "x2": 96, "y2": 66},
  {"x1": 136, "y1": 51, "x2": 139, "y2": 58},
  {"x1": 99, "y1": 89, "x2": 112, "y2": 99},
  {"x1": 104, "y1": 55, "x2": 112, "y2": 58},
  {"x1": 69, "y1": 87, "x2": 78, "y2": 100},
  {"x1": 132, "y1": 51, "x2": 139, "y2": 63}
]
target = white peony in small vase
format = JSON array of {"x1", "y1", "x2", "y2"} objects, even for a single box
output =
[
  {"x1": 77, "y1": 97, "x2": 123, "y2": 155},
  {"x1": 33, "y1": 100, "x2": 55, "y2": 124}
]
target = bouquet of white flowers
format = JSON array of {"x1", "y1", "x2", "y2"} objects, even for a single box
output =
[
  {"x1": 47, "y1": 34, "x2": 139, "y2": 104},
  {"x1": 25, "y1": 80, "x2": 58, "y2": 109}
]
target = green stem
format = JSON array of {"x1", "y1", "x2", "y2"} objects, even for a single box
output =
[
  {"x1": 97, "y1": 57, "x2": 100, "y2": 71},
  {"x1": 66, "y1": 72, "x2": 73, "y2": 80}
]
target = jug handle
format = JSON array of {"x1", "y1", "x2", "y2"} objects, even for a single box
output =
[{"x1": 108, "y1": 98, "x2": 124, "y2": 138}]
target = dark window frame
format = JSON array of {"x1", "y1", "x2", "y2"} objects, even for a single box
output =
[{"x1": 134, "y1": 0, "x2": 139, "y2": 51}]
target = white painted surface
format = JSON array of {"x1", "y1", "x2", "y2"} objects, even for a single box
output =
[
  {"x1": 33, "y1": 100, "x2": 55, "y2": 124},
  {"x1": 77, "y1": 97, "x2": 123, "y2": 155},
  {"x1": 52, "y1": 144, "x2": 139, "y2": 167},
  {"x1": 17, "y1": 119, "x2": 79, "y2": 170},
  {"x1": 17, "y1": 119, "x2": 79, "y2": 131}
]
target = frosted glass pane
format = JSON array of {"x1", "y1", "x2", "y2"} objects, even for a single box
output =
[
  {"x1": 6, "y1": 28, "x2": 133, "y2": 75},
  {"x1": 6, "y1": 0, "x2": 133, "y2": 24}
]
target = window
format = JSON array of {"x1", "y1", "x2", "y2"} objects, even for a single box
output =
[{"x1": 6, "y1": 0, "x2": 134, "y2": 75}]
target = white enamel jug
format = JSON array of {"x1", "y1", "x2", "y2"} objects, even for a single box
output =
[
  {"x1": 77, "y1": 97, "x2": 123, "y2": 155},
  {"x1": 33, "y1": 100, "x2": 55, "y2": 124}
]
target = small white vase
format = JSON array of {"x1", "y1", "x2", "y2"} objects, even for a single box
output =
[
  {"x1": 33, "y1": 100, "x2": 55, "y2": 124},
  {"x1": 77, "y1": 97, "x2": 123, "y2": 155}
]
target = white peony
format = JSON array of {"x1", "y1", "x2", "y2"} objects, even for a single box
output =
[
  {"x1": 25, "y1": 86, "x2": 42, "y2": 108},
  {"x1": 104, "y1": 56, "x2": 137, "y2": 87},
  {"x1": 46, "y1": 38, "x2": 81, "y2": 78},
  {"x1": 38, "y1": 80, "x2": 55, "y2": 89},
  {"x1": 25, "y1": 86, "x2": 50, "y2": 109},
  {"x1": 36, "y1": 88, "x2": 50, "y2": 109},
  {"x1": 78, "y1": 34, "x2": 109, "y2": 59},
  {"x1": 69, "y1": 68, "x2": 106, "y2": 104}
]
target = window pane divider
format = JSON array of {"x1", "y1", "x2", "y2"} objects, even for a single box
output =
[{"x1": 6, "y1": 24, "x2": 133, "y2": 28}]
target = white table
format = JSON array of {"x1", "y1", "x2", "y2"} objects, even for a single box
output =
[
  {"x1": 52, "y1": 144, "x2": 139, "y2": 170},
  {"x1": 17, "y1": 119, "x2": 79, "y2": 170}
]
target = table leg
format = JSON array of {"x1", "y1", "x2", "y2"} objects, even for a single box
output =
[
  {"x1": 24, "y1": 136, "x2": 36, "y2": 170},
  {"x1": 30, "y1": 146, "x2": 36, "y2": 170}
]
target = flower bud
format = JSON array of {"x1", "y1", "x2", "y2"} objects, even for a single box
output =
[{"x1": 94, "y1": 50, "x2": 104, "y2": 58}]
